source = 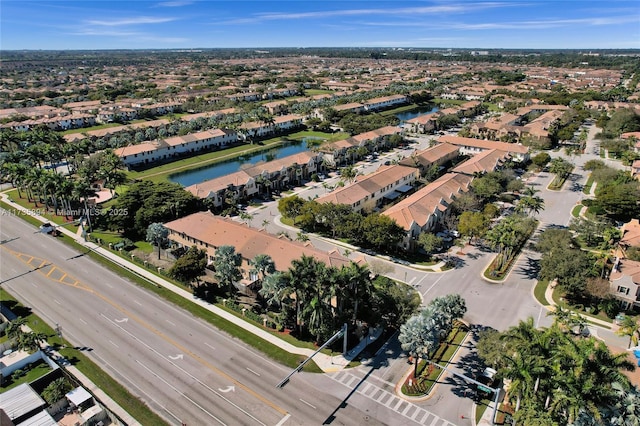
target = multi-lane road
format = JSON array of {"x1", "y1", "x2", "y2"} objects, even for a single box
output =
[{"x1": 0, "y1": 214, "x2": 385, "y2": 426}]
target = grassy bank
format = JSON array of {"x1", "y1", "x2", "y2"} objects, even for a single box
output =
[{"x1": 128, "y1": 130, "x2": 349, "y2": 183}]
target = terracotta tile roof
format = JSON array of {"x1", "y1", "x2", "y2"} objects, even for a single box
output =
[
  {"x1": 185, "y1": 170, "x2": 253, "y2": 197},
  {"x1": 398, "y1": 143, "x2": 459, "y2": 169},
  {"x1": 383, "y1": 173, "x2": 472, "y2": 230},
  {"x1": 317, "y1": 165, "x2": 418, "y2": 206},
  {"x1": 452, "y1": 149, "x2": 510, "y2": 175},
  {"x1": 114, "y1": 142, "x2": 160, "y2": 157},
  {"x1": 164, "y1": 212, "x2": 351, "y2": 271},
  {"x1": 621, "y1": 219, "x2": 640, "y2": 249},
  {"x1": 438, "y1": 135, "x2": 529, "y2": 154}
]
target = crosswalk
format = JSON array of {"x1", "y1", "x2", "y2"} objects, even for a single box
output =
[{"x1": 330, "y1": 371, "x2": 458, "y2": 426}]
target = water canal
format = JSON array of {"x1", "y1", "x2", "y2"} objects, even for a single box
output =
[{"x1": 168, "y1": 105, "x2": 439, "y2": 187}]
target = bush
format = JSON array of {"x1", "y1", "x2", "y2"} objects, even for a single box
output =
[{"x1": 600, "y1": 298, "x2": 620, "y2": 319}]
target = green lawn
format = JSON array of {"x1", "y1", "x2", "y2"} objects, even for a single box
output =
[
  {"x1": 582, "y1": 175, "x2": 594, "y2": 194},
  {"x1": 551, "y1": 287, "x2": 613, "y2": 325},
  {"x1": 571, "y1": 203, "x2": 584, "y2": 218},
  {"x1": 0, "y1": 360, "x2": 52, "y2": 391},
  {"x1": 534, "y1": 280, "x2": 550, "y2": 306},
  {"x1": 60, "y1": 123, "x2": 123, "y2": 135}
]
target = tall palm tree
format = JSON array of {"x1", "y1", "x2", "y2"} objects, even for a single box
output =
[
  {"x1": 258, "y1": 271, "x2": 288, "y2": 310},
  {"x1": 249, "y1": 254, "x2": 275, "y2": 282},
  {"x1": 616, "y1": 315, "x2": 639, "y2": 348},
  {"x1": 5, "y1": 317, "x2": 27, "y2": 341},
  {"x1": 340, "y1": 262, "x2": 372, "y2": 322}
]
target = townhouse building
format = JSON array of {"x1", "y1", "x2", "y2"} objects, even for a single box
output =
[
  {"x1": 398, "y1": 143, "x2": 460, "y2": 176},
  {"x1": 164, "y1": 212, "x2": 350, "y2": 291},
  {"x1": 438, "y1": 135, "x2": 529, "y2": 162},
  {"x1": 114, "y1": 128, "x2": 238, "y2": 167},
  {"x1": 382, "y1": 173, "x2": 473, "y2": 251},
  {"x1": 451, "y1": 149, "x2": 512, "y2": 176},
  {"x1": 316, "y1": 164, "x2": 419, "y2": 213},
  {"x1": 186, "y1": 151, "x2": 323, "y2": 207}
]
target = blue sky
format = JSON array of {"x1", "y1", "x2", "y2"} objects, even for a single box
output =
[{"x1": 2, "y1": 1, "x2": 638, "y2": 50}]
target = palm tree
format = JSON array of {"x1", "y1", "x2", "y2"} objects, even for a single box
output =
[
  {"x1": 5, "y1": 317, "x2": 27, "y2": 341},
  {"x1": 258, "y1": 271, "x2": 288, "y2": 310},
  {"x1": 399, "y1": 314, "x2": 440, "y2": 378},
  {"x1": 42, "y1": 377, "x2": 70, "y2": 405},
  {"x1": 249, "y1": 254, "x2": 275, "y2": 282},
  {"x1": 340, "y1": 262, "x2": 372, "y2": 322},
  {"x1": 286, "y1": 255, "x2": 323, "y2": 335},
  {"x1": 616, "y1": 315, "x2": 639, "y2": 348},
  {"x1": 72, "y1": 179, "x2": 97, "y2": 232}
]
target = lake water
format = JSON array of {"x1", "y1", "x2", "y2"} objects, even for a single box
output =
[
  {"x1": 167, "y1": 108, "x2": 436, "y2": 188},
  {"x1": 395, "y1": 105, "x2": 439, "y2": 122},
  {"x1": 169, "y1": 139, "x2": 312, "y2": 187}
]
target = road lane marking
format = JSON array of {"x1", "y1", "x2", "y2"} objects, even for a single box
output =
[
  {"x1": 275, "y1": 414, "x2": 291, "y2": 426},
  {"x1": 3, "y1": 245, "x2": 289, "y2": 418},
  {"x1": 204, "y1": 342, "x2": 216, "y2": 350},
  {"x1": 421, "y1": 273, "x2": 446, "y2": 297},
  {"x1": 246, "y1": 367, "x2": 261, "y2": 377},
  {"x1": 54, "y1": 299, "x2": 61, "y2": 305},
  {"x1": 165, "y1": 319, "x2": 176, "y2": 326},
  {"x1": 299, "y1": 399, "x2": 316, "y2": 410},
  {"x1": 134, "y1": 300, "x2": 142, "y2": 306},
  {"x1": 79, "y1": 318, "x2": 87, "y2": 325},
  {"x1": 103, "y1": 314, "x2": 270, "y2": 425},
  {"x1": 109, "y1": 340, "x2": 119, "y2": 348},
  {"x1": 136, "y1": 360, "x2": 227, "y2": 425}
]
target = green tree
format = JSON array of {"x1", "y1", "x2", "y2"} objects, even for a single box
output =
[
  {"x1": 169, "y1": 246, "x2": 207, "y2": 286},
  {"x1": 146, "y1": 223, "x2": 169, "y2": 260},
  {"x1": 417, "y1": 232, "x2": 443, "y2": 258},
  {"x1": 249, "y1": 254, "x2": 275, "y2": 282},
  {"x1": 213, "y1": 245, "x2": 242, "y2": 298},
  {"x1": 399, "y1": 314, "x2": 439, "y2": 378},
  {"x1": 471, "y1": 173, "x2": 504, "y2": 201},
  {"x1": 532, "y1": 152, "x2": 551, "y2": 169},
  {"x1": 42, "y1": 378, "x2": 71, "y2": 405},
  {"x1": 360, "y1": 213, "x2": 405, "y2": 251},
  {"x1": 277, "y1": 195, "x2": 305, "y2": 224},
  {"x1": 457, "y1": 211, "x2": 487, "y2": 244},
  {"x1": 258, "y1": 271, "x2": 288, "y2": 310},
  {"x1": 549, "y1": 157, "x2": 573, "y2": 180}
]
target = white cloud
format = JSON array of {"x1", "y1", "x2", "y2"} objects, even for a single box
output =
[
  {"x1": 220, "y1": 2, "x2": 515, "y2": 25},
  {"x1": 86, "y1": 16, "x2": 177, "y2": 27},
  {"x1": 452, "y1": 16, "x2": 639, "y2": 30},
  {"x1": 156, "y1": 1, "x2": 193, "y2": 7}
]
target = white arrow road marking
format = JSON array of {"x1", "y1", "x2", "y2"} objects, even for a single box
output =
[
  {"x1": 114, "y1": 317, "x2": 128, "y2": 323},
  {"x1": 168, "y1": 354, "x2": 184, "y2": 360},
  {"x1": 218, "y1": 385, "x2": 235, "y2": 393}
]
